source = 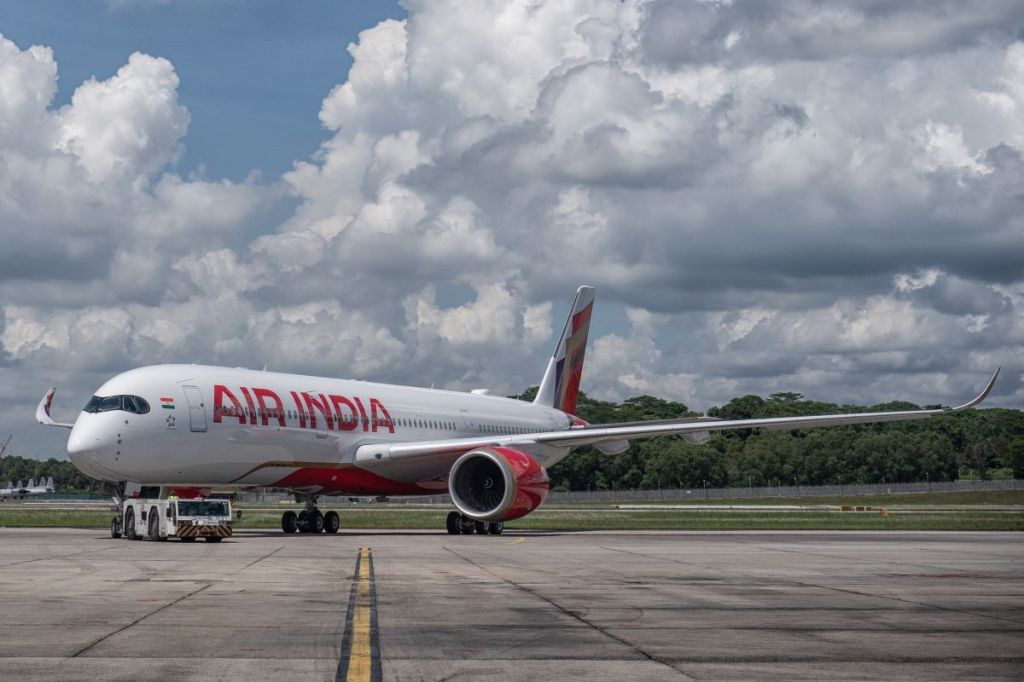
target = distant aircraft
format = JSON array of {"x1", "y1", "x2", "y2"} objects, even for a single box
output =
[
  {"x1": 0, "y1": 434, "x2": 10, "y2": 458},
  {"x1": 38, "y1": 286, "x2": 1000, "y2": 535},
  {"x1": 26, "y1": 476, "x2": 55, "y2": 495},
  {"x1": 0, "y1": 476, "x2": 55, "y2": 499}
]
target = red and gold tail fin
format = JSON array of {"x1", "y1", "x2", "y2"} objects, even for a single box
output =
[{"x1": 534, "y1": 286, "x2": 595, "y2": 415}]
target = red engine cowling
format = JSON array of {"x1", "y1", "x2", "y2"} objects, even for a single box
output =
[{"x1": 448, "y1": 447, "x2": 549, "y2": 522}]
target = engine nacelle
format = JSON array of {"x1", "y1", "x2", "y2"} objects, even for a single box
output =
[{"x1": 448, "y1": 447, "x2": 549, "y2": 522}]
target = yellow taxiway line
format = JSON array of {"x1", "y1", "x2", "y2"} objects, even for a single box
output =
[{"x1": 337, "y1": 546, "x2": 380, "y2": 682}]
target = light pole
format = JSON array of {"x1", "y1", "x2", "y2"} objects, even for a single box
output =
[{"x1": 703, "y1": 479, "x2": 707, "y2": 500}]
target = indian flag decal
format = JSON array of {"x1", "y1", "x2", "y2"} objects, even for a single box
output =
[{"x1": 160, "y1": 397, "x2": 175, "y2": 410}]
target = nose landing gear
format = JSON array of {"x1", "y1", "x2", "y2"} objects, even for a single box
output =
[{"x1": 281, "y1": 496, "x2": 340, "y2": 534}]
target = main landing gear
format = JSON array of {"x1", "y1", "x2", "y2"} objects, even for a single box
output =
[
  {"x1": 281, "y1": 495, "x2": 340, "y2": 534},
  {"x1": 445, "y1": 511, "x2": 503, "y2": 535}
]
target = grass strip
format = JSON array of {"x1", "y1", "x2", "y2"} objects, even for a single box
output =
[{"x1": 2, "y1": 507, "x2": 1020, "y2": 532}]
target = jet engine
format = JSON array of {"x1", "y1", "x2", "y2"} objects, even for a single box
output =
[{"x1": 448, "y1": 447, "x2": 549, "y2": 522}]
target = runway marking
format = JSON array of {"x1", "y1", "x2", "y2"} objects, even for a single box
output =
[
  {"x1": 336, "y1": 547, "x2": 381, "y2": 682},
  {"x1": 509, "y1": 537, "x2": 525, "y2": 544}
]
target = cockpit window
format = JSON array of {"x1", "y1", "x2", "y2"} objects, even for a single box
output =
[
  {"x1": 84, "y1": 395, "x2": 152, "y2": 415},
  {"x1": 97, "y1": 396, "x2": 122, "y2": 412}
]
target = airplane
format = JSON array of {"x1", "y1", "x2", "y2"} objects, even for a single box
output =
[
  {"x1": 0, "y1": 476, "x2": 54, "y2": 499},
  {"x1": 0, "y1": 476, "x2": 55, "y2": 499},
  {"x1": 36, "y1": 286, "x2": 1000, "y2": 536},
  {"x1": 0, "y1": 434, "x2": 10, "y2": 458},
  {"x1": 26, "y1": 476, "x2": 55, "y2": 495}
]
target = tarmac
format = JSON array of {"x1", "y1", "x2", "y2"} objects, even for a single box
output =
[{"x1": 0, "y1": 528, "x2": 1021, "y2": 681}]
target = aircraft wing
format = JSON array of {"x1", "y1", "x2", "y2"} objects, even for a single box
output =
[
  {"x1": 36, "y1": 388, "x2": 74, "y2": 429},
  {"x1": 363, "y1": 368, "x2": 1000, "y2": 464}
]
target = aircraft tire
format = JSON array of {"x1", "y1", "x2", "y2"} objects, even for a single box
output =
[
  {"x1": 487, "y1": 522, "x2": 504, "y2": 535},
  {"x1": 324, "y1": 511, "x2": 340, "y2": 534},
  {"x1": 309, "y1": 510, "x2": 325, "y2": 533},
  {"x1": 282, "y1": 510, "x2": 298, "y2": 534},
  {"x1": 110, "y1": 515, "x2": 122, "y2": 539},
  {"x1": 445, "y1": 511, "x2": 461, "y2": 535},
  {"x1": 459, "y1": 516, "x2": 475, "y2": 535},
  {"x1": 473, "y1": 520, "x2": 487, "y2": 535},
  {"x1": 125, "y1": 509, "x2": 139, "y2": 540}
]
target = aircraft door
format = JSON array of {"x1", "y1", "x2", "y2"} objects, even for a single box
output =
[
  {"x1": 459, "y1": 409, "x2": 475, "y2": 435},
  {"x1": 182, "y1": 385, "x2": 208, "y2": 433}
]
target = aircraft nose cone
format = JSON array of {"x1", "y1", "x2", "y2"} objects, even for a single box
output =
[
  {"x1": 67, "y1": 420, "x2": 119, "y2": 480},
  {"x1": 67, "y1": 423, "x2": 99, "y2": 460}
]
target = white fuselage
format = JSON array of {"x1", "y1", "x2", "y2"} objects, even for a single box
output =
[{"x1": 67, "y1": 365, "x2": 574, "y2": 494}]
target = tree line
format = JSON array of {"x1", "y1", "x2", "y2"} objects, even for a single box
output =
[
  {"x1": 0, "y1": 455, "x2": 103, "y2": 493},
  {"x1": 515, "y1": 388, "x2": 1024, "y2": 492},
  {"x1": 3, "y1": 388, "x2": 1022, "y2": 494}
]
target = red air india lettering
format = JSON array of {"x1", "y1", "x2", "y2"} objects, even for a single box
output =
[
  {"x1": 370, "y1": 398, "x2": 395, "y2": 434},
  {"x1": 302, "y1": 393, "x2": 334, "y2": 431},
  {"x1": 213, "y1": 385, "x2": 245, "y2": 425},
  {"x1": 253, "y1": 388, "x2": 286, "y2": 427},
  {"x1": 215, "y1": 385, "x2": 394, "y2": 433},
  {"x1": 329, "y1": 395, "x2": 359, "y2": 432}
]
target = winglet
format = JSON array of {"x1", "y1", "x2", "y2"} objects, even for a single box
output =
[
  {"x1": 948, "y1": 368, "x2": 1000, "y2": 412},
  {"x1": 36, "y1": 388, "x2": 74, "y2": 429}
]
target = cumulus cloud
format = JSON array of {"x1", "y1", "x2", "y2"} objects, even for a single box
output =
[
  {"x1": 56, "y1": 53, "x2": 189, "y2": 184},
  {"x1": 3, "y1": 1, "x2": 1024, "y2": 456}
]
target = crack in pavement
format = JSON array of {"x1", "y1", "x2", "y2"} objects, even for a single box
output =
[
  {"x1": 442, "y1": 545, "x2": 695, "y2": 681},
  {"x1": 70, "y1": 583, "x2": 211, "y2": 658}
]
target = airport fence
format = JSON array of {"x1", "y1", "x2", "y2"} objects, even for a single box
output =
[{"x1": 234, "y1": 477, "x2": 1022, "y2": 505}]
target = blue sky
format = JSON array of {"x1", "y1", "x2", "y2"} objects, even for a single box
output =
[{"x1": 0, "y1": 0, "x2": 405, "y2": 181}]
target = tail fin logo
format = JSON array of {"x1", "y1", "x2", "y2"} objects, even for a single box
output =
[
  {"x1": 534, "y1": 286, "x2": 595, "y2": 415},
  {"x1": 555, "y1": 301, "x2": 592, "y2": 415}
]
